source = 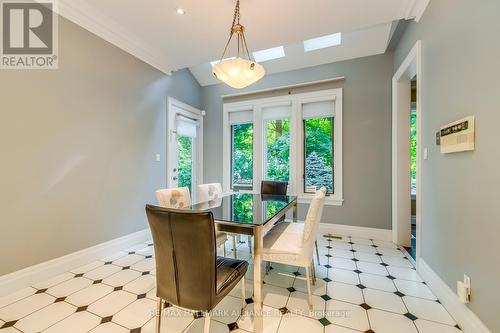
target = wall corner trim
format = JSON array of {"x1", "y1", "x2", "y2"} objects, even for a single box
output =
[
  {"x1": 0, "y1": 229, "x2": 151, "y2": 297},
  {"x1": 318, "y1": 223, "x2": 392, "y2": 241},
  {"x1": 418, "y1": 258, "x2": 492, "y2": 333}
]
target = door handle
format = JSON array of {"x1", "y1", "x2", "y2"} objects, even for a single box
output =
[{"x1": 172, "y1": 176, "x2": 178, "y2": 181}]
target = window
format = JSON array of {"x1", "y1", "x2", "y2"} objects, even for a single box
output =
[
  {"x1": 304, "y1": 117, "x2": 334, "y2": 193},
  {"x1": 223, "y1": 89, "x2": 343, "y2": 205},
  {"x1": 177, "y1": 135, "x2": 193, "y2": 192},
  {"x1": 265, "y1": 118, "x2": 290, "y2": 181},
  {"x1": 231, "y1": 123, "x2": 253, "y2": 190},
  {"x1": 303, "y1": 33, "x2": 342, "y2": 52},
  {"x1": 410, "y1": 110, "x2": 417, "y2": 195}
]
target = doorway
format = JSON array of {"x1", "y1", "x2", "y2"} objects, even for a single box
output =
[
  {"x1": 392, "y1": 41, "x2": 422, "y2": 265},
  {"x1": 166, "y1": 97, "x2": 204, "y2": 201}
]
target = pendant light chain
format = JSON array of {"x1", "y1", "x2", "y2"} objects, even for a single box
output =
[
  {"x1": 218, "y1": 0, "x2": 253, "y2": 62},
  {"x1": 212, "y1": 0, "x2": 265, "y2": 89}
]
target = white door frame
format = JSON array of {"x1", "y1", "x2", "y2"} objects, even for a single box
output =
[
  {"x1": 392, "y1": 40, "x2": 422, "y2": 264},
  {"x1": 166, "y1": 97, "x2": 204, "y2": 197}
]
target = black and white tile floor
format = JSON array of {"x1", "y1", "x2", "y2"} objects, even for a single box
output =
[{"x1": 0, "y1": 235, "x2": 461, "y2": 333}]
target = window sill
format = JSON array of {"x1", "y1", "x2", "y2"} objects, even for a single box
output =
[{"x1": 297, "y1": 196, "x2": 344, "y2": 206}]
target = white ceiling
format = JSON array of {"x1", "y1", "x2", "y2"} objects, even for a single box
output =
[{"x1": 53, "y1": 0, "x2": 430, "y2": 84}]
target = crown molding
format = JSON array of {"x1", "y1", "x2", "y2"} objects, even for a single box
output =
[
  {"x1": 40, "y1": 0, "x2": 173, "y2": 74},
  {"x1": 405, "y1": 0, "x2": 431, "y2": 22}
]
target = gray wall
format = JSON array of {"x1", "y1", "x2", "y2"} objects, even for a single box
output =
[
  {"x1": 202, "y1": 53, "x2": 393, "y2": 229},
  {"x1": 0, "y1": 17, "x2": 202, "y2": 275},
  {"x1": 394, "y1": 1, "x2": 500, "y2": 331}
]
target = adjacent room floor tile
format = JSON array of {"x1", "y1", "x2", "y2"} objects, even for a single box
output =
[
  {"x1": 263, "y1": 269, "x2": 296, "y2": 288},
  {"x1": 211, "y1": 295, "x2": 243, "y2": 324},
  {"x1": 14, "y1": 301, "x2": 76, "y2": 333},
  {"x1": 325, "y1": 300, "x2": 370, "y2": 332},
  {"x1": 65, "y1": 284, "x2": 114, "y2": 307},
  {"x1": 112, "y1": 298, "x2": 156, "y2": 329},
  {"x1": 123, "y1": 274, "x2": 156, "y2": 295},
  {"x1": 0, "y1": 236, "x2": 460, "y2": 333},
  {"x1": 326, "y1": 282, "x2": 364, "y2": 305},
  {"x1": 141, "y1": 307, "x2": 194, "y2": 333},
  {"x1": 324, "y1": 324, "x2": 360, "y2": 333},
  {"x1": 359, "y1": 273, "x2": 397, "y2": 292},
  {"x1": 330, "y1": 249, "x2": 354, "y2": 259},
  {"x1": 329, "y1": 268, "x2": 360, "y2": 285},
  {"x1": 131, "y1": 258, "x2": 155, "y2": 272},
  {"x1": 32, "y1": 273, "x2": 75, "y2": 290},
  {"x1": 362, "y1": 288, "x2": 407, "y2": 314},
  {"x1": 261, "y1": 284, "x2": 289, "y2": 309},
  {"x1": 184, "y1": 317, "x2": 230, "y2": 333},
  {"x1": 387, "y1": 267, "x2": 422, "y2": 282},
  {"x1": 278, "y1": 313, "x2": 324, "y2": 333},
  {"x1": 237, "y1": 305, "x2": 281, "y2": 333},
  {"x1": 368, "y1": 308, "x2": 418, "y2": 333},
  {"x1": 354, "y1": 252, "x2": 382, "y2": 263},
  {"x1": 112, "y1": 254, "x2": 144, "y2": 267},
  {"x1": 0, "y1": 293, "x2": 55, "y2": 322},
  {"x1": 415, "y1": 319, "x2": 462, "y2": 333},
  {"x1": 46, "y1": 277, "x2": 93, "y2": 298},
  {"x1": 381, "y1": 256, "x2": 414, "y2": 268},
  {"x1": 394, "y1": 279, "x2": 437, "y2": 300},
  {"x1": 349, "y1": 238, "x2": 374, "y2": 246},
  {"x1": 352, "y1": 244, "x2": 377, "y2": 254},
  {"x1": 88, "y1": 322, "x2": 130, "y2": 333},
  {"x1": 285, "y1": 291, "x2": 325, "y2": 319},
  {"x1": 293, "y1": 275, "x2": 327, "y2": 296},
  {"x1": 330, "y1": 258, "x2": 356, "y2": 271},
  {"x1": 86, "y1": 291, "x2": 136, "y2": 318},
  {"x1": 70, "y1": 261, "x2": 105, "y2": 275},
  {"x1": 403, "y1": 296, "x2": 456, "y2": 325},
  {"x1": 84, "y1": 264, "x2": 122, "y2": 281},
  {"x1": 356, "y1": 261, "x2": 389, "y2": 276},
  {"x1": 100, "y1": 251, "x2": 127, "y2": 263},
  {"x1": 43, "y1": 310, "x2": 100, "y2": 333},
  {"x1": 102, "y1": 269, "x2": 141, "y2": 287},
  {"x1": 0, "y1": 287, "x2": 37, "y2": 309}
]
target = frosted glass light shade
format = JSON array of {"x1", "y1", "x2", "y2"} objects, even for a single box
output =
[{"x1": 212, "y1": 57, "x2": 265, "y2": 89}]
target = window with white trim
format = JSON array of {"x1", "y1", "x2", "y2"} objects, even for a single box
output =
[
  {"x1": 228, "y1": 109, "x2": 254, "y2": 191},
  {"x1": 223, "y1": 89, "x2": 343, "y2": 205}
]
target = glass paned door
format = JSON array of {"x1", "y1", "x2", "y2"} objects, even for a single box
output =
[
  {"x1": 167, "y1": 98, "x2": 203, "y2": 201},
  {"x1": 177, "y1": 135, "x2": 194, "y2": 192}
]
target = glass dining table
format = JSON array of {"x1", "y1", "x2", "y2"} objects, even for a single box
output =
[{"x1": 184, "y1": 193, "x2": 298, "y2": 333}]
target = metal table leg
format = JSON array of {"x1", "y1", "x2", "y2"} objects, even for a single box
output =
[{"x1": 252, "y1": 226, "x2": 263, "y2": 333}]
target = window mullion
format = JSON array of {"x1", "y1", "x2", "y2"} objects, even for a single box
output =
[{"x1": 253, "y1": 105, "x2": 263, "y2": 193}]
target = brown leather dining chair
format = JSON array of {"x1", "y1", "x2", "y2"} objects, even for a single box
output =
[
  {"x1": 260, "y1": 180, "x2": 288, "y2": 195},
  {"x1": 145, "y1": 205, "x2": 248, "y2": 333}
]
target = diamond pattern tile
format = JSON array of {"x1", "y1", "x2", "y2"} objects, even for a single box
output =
[{"x1": 0, "y1": 235, "x2": 460, "y2": 333}]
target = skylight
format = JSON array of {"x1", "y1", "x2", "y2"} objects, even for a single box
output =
[
  {"x1": 303, "y1": 33, "x2": 342, "y2": 52},
  {"x1": 210, "y1": 57, "x2": 236, "y2": 67},
  {"x1": 252, "y1": 46, "x2": 285, "y2": 63}
]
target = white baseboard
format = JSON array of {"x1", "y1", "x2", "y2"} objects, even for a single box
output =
[
  {"x1": 0, "y1": 228, "x2": 151, "y2": 297},
  {"x1": 418, "y1": 258, "x2": 491, "y2": 333},
  {"x1": 318, "y1": 223, "x2": 392, "y2": 241}
]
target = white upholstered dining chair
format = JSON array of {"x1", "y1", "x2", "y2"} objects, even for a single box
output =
[
  {"x1": 197, "y1": 183, "x2": 238, "y2": 258},
  {"x1": 261, "y1": 187, "x2": 326, "y2": 309},
  {"x1": 156, "y1": 187, "x2": 230, "y2": 256}
]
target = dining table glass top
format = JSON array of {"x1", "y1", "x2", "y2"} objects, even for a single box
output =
[{"x1": 185, "y1": 193, "x2": 297, "y2": 226}]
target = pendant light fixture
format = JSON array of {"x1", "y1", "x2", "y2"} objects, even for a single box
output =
[{"x1": 212, "y1": 0, "x2": 265, "y2": 89}]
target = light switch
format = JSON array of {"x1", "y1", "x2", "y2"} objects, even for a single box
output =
[
  {"x1": 423, "y1": 148, "x2": 428, "y2": 160},
  {"x1": 155, "y1": 154, "x2": 161, "y2": 162}
]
